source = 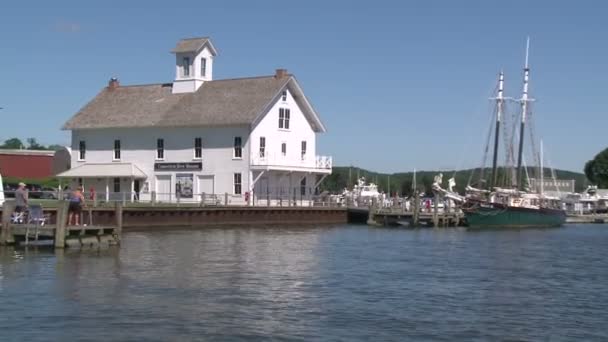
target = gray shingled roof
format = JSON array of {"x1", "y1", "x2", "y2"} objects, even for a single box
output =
[
  {"x1": 62, "y1": 75, "x2": 325, "y2": 131},
  {"x1": 171, "y1": 37, "x2": 216, "y2": 54}
]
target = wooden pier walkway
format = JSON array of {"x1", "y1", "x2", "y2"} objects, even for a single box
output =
[
  {"x1": 348, "y1": 206, "x2": 465, "y2": 227},
  {"x1": 1, "y1": 201, "x2": 122, "y2": 248}
]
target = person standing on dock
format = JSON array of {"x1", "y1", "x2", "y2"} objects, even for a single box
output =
[
  {"x1": 14, "y1": 182, "x2": 28, "y2": 213},
  {"x1": 68, "y1": 186, "x2": 85, "y2": 226}
]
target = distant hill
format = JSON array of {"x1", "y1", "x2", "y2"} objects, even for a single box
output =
[{"x1": 320, "y1": 166, "x2": 589, "y2": 195}]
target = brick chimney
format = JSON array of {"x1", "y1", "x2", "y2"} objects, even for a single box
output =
[
  {"x1": 275, "y1": 69, "x2": 288, "y2": 79},
  {"x1": 108, "y1": 77, "x2": 120, "y2": 90}
]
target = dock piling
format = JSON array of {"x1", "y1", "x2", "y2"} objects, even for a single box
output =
[
  {"x1": 433, "y1": 196, "x2": 439, "y2": 227},
  {"x1": 54, "y1": 201, "x2": 68, "y2": 248},
  {"x1": 114, "y1": 202, "x2": 123, "y2": 244},
  {"x1": 1, "y1": 201, "x2": 15, "y2": 245}
]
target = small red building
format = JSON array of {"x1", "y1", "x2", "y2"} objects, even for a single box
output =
[{"x1": 0, "y1": 149, "x2": 69, "y2": 180}]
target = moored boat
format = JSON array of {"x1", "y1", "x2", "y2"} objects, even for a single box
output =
[{"x1": 463, "y1": 38, "x2": 566, "y2": 228}]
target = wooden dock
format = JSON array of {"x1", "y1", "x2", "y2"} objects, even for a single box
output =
[
  {"x1": 566, "y1": 214, "x2": 608, "y2": 224},
  {"x1": 347, "y1": 206, "x2": 465, "y2": 227},
  {"x1": 1, "y1": 201, "x2": 122, "y2": 248}
]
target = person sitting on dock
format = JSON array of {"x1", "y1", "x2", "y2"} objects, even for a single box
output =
[{"x1": 68, "y1": 186, "x2": 85, "y2": 226}]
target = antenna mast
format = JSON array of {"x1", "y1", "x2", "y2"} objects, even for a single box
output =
[{"x1": 516, "y1": 37, "x2": 534, "y2": 190}]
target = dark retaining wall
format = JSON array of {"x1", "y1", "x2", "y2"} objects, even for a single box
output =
[{"x1": 1, "y1": 206, "x2": 347, "y2": 229}]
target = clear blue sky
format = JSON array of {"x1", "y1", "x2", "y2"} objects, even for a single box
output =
[{"x1": 1, "y1": 0, "x2": 605, "y2": 173}]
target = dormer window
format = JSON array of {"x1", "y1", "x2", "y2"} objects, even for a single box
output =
[
  {"x1": 182, "y1": 57, "x2": 190, "y2": 77},
  {"x1": 200, "y1": 58, "x2": 207, "y2": 77}
]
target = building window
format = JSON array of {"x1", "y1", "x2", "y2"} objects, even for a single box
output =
[
  {"x1": 284, "y1": 109, "x2": 290, "y2": 129},
  {"x1": 182, "y1": 57, "x2": 190, "y2": 77},
  {"x1": 200, "y1": 57, "x2": 207, "y2": 77},
  {"x1": 157, "y1": 138, "x2": 164, "y2": 160},
  {"x1": 113, "y1": 140, "x2": 121, "y2": 160},
  {"x1": 279, "y1": 108, "x2": 290, "y2": 129},
  {"x1": 281, "y1": 142, "x2": 287, "y2": 157},
  {"x1": 301, "y1": 141, "x2": 307, "y2": 160},
  {"x1": 234, "y1": 173, "x2": 242, "y2": 195},
  {"x1": 259, "y1": 137, "x2": 266, "y2": 158},
  {"x1": 282, "y1": 90, "x2": 287, "y2": 101},
  {"x1": 113, "y1": 178, "x2": 120, "y2": 193},
  {"x1": 194, "y1": 137, "x2": 202, "y2": 159},
  {"x1": 234, "y1": 137, "x2": 242, "y2": 159},
  {"x1": 300, "y1": 177, "x2": 307, "y2": 196},
  {"x1": 78, "y1": 141, "x2": 86, "y2": 160}
]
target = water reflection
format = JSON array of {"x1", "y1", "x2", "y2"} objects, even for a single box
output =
[{"x1": 0, "y1": 225, "x2": 607, "y2": 341}]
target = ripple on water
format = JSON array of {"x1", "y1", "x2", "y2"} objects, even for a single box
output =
[{"x1": 0, "y1": 224, "x2": 607, "y2": 341}]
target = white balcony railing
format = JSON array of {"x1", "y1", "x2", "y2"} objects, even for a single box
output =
[{"x1": 250, "y1": 152, "x2": 332, "y2": 170}]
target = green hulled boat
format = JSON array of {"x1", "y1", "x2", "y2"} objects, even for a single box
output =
[{"x1": 463, "y1": 200, "x2": 566, "y2": 228}]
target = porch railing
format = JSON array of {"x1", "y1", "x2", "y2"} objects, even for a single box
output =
[{"x1": 250, "y1": 152, "x2": 332, "y2": 170}]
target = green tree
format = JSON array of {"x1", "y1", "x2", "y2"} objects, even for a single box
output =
[
  {"x1": 47, "y1": 144, "x2": 64, "y2": 151},
  {"x1": 584, "y1": 148, "x2": 608, "y2": 187},
  {"x1": 26, "y1": 137, "x2": 45, "y2": 150},
  {"x1": 1, "y1": 138, "x2": 24, "y2": 149}
]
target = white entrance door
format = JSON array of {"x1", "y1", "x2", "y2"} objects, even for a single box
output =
[
  {"x1": 197, "y1": 175, "x2": 214, "y2": 204},
  {"x1": 197, "y1": 176, "x2": 214, "y2": 195},
  {"x1": 156, "y1": 175, "x2": 172, "y2": 203}
]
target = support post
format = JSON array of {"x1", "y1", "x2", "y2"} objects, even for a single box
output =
[
  {"x1": 1, "y1": 200, "x2": 16, "y2": 245},
  {"x1": 114, "y1": 202, "x2": 123, "y2": 244},
  {"x1": 412, "y1": 193, "x2": 419, "y2": 227},
  {"x1": 433, "y1": 196, "x2": 439, "y2": 227},
  {"x1": 105, "y1": 178, "x2": 110, "y2": 202},
  {"x1": 54, "y1": 201, "x2": 68, "y2": 248},
  {"x1": 367, "y1": 198, "x2": 377, "y2": 226},
  {"x1": 224, "y1": 192, "x2": 228, "y2": 206}
]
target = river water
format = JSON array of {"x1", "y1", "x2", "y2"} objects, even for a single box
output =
[{"x1": 1, "y1": 224, "x2": 607, "y2": 341}]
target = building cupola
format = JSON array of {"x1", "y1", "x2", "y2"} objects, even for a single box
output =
[{"x1": 171, "y1": 37, "x2": 218, "y2": 94}]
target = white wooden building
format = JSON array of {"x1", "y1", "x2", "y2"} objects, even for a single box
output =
[{"x1": 58, "y1": 37, "x2": 332, "y2": 205}]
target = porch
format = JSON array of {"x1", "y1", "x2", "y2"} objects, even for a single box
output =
[{"x1": 56, "y1": 163, "x2": 148, "y2": 203}]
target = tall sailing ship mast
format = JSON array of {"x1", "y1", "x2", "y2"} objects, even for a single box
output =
[
  {"x1": 516, "y1": 37, "x2": 533, "y2": 190},
  {"x1": 463, "y1": 38, "x2": 566, "y2": 228}
]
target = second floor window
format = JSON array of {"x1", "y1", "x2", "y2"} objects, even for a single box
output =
[
  {"x1": 259, "y1": 137, "x2": 266, "y2": 157},
  {"x1": 278, "y1": 108, "x2": 290, "y2": 129},
  {"x1": 200, "y1": 57, "x2": 207, "y2": 77},
  {"x1": 157, "y1": 138, "x2": 164, "y2": 159},
  {"x1": 234, "y1": 137, "x2": 242, "y2": 159},
  {"x1": 301, "y1": 140, "x2": 307, "y2": 160},
  {"x1": 194, "y1": 137, "x2": 202, "y2": 159},
  {"x1": 281, "y1": 142, "x2": 287, "y2": 157},
  {"x1": 113, "y1": 140, "x2": 121, "y2": 160},
  {"x1": 182, "y1": 57, "x2": 190, "y2": 77},
  {"x1": 78, "y1": 141, "x2": 86, "y2": 160}
]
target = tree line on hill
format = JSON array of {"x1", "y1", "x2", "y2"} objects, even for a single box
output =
[
  {"x1": 0, "y1": 138, "x2": 63, "y2": 151},
  {"x1": 319, "y1": 166, "x2": 590, "y2": 196}
]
